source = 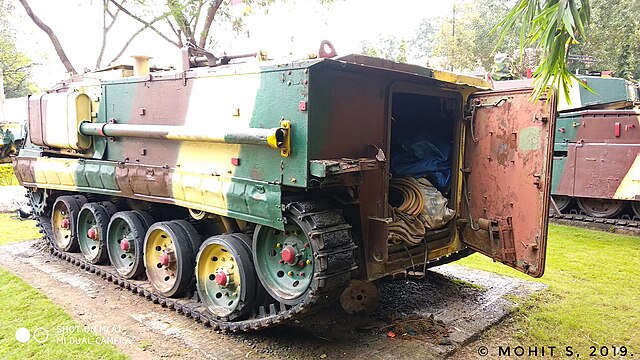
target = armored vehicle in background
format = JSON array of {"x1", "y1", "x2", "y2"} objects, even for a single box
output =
[
  {"x1": 11, "y1": 44, "x2": 556, "y2": 331},
  {"x1": 0, "y1": 97, "x2": 28, "y2": 162},
  {"x1": 552, "y1": 76, "x2": 640, "y2": 219}
]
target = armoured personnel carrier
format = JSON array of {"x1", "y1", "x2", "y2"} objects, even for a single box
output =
[
  {"x1": 0, "y1": 97, "x2": 28, "y2": 162},
  {"x1": 11, "y1": 44, "x2": 556, "y2": 331},
  {"x1": 552, "y1": 76, "x2": 640, "y2": 219}
]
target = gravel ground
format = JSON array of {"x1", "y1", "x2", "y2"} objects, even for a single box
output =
[
  {"x1": 0, "y1": 185, "x2": 26, "y2": 213},
  {"x1": 0, "y1": 240, "x2": 546, "y2": 359}
]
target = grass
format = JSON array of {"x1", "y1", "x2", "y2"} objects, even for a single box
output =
[
  {"x1": 0, "y1": 216, "x2": 129, "y2": 359},
  {"x1": 0, "y1": 214, "x2": 41, "y2": 245},
  {"x1": 0, "y1": 164, "x2": 19, "y2": 186},
  {"x1": 457, "y1": 224, "x2": 640, "y2": 353},
  {"x1": 0, "y1": 268, "x2": 129, "y2": 360}
]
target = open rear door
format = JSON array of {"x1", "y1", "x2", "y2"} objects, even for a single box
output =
[{"x1": 461, "y1": 88, "x2": 556, "y2": 277}]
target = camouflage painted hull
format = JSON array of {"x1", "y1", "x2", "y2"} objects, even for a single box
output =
[
  {"x1": 551, "y1": 109, "x2": 640, "y2": 217},
  {"x1": 11, "y1": 51, "x2": 556, "y2": 328}
]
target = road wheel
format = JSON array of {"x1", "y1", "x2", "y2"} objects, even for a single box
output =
[
  {"x1": 51, "y1": 196, "x2": 82, "y2": 252},
  {"x1": 107, "y1": 211, "x2": 148, "y2": 279},
  {"x1": 577, "y1": 198, "x2": 625, "y2": 218},
  {"x1": 631, "y1": 202, "x2": 640, "y2": 219},
  {"x1": 253, "y1": 215, "x2": 317, "y2": 305},
  {"x1": 77, "y1": 203, "x2": 111, "y2": 264},
  {"x1": 131, "y1": 210, "x2": 154, "y2": 229},
  {"x1": 551, "y1": 195, "x2": 572, "y2": 213},
  {"x1": 196, "y1": 233, "x2": 259, "y2": 320},
  {"x1": 144, "y1": 221, "x2": 196, "y2": 297}
]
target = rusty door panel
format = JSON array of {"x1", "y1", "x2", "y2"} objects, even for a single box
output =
[{"x1": 462, "y1": 88, "x2": 556, "y2": 277}]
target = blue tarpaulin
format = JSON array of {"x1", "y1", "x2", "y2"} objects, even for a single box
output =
[{"x1": 391, "y1": 132, "x2": 451, "y2": 191}]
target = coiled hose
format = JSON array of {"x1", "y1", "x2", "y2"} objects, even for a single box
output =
[{"x1": 388, "y1": 177, "x2": 427, "y2": 246}]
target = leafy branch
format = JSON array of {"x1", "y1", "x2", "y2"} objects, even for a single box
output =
[{"x1": 496, "y1": 0, "x2": 591, "y2": 100}]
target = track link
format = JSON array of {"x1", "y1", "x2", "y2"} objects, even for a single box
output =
[
  {"x1": 36, "y1": 198, "x2": 357, "y2": 332},
  {"x1": 549, "y1": 212, "x2": 640, "y2": 233}
]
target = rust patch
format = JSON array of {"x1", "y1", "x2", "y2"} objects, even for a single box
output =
[{"x1": 462, "y1": 88, "x2": 556, "y2": 277}]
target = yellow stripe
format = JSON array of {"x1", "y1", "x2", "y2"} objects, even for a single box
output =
[
  {"x1": 432, "y1": 69, "x2": 491, "y2": 90},
  {"x1": 171, "y1": 73, "x2": 262, "y2": 214},
  {"x1": 34, "y1": 158, "x2": 79, "y2": 187},
  {"x1": 613, "y1": 154, "x2": 640, "y2": 200}
]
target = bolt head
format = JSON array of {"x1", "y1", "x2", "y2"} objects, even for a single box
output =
[
  {"x1": 215, "y1": 271, "x2": 228, "y2": 286},
  {"x1": 281, "y1": 245, "x2": 297, "y2": 264},
  {"x1": 159, "y1": 252, "x2": 170, "y2": 267}
]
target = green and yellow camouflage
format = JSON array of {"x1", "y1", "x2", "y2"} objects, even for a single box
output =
[
  {"x1": 491, "y1": 53, "x2": 516, "y2": 81},
  {"x1": 10, "y1": 44, "x2": 557, "y2": 330}
]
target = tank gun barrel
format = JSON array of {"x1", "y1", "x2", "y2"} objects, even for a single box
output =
[{"x1": 79, "y1": 121, "x2": 290, "y2": 150}]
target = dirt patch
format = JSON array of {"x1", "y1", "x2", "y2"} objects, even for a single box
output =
[
  {"x1": 383, "y1": 314, "x2": 449, "y2": 342},
  {"x1": 0, "y1": 241, "x2": 545, "y2": 359}
]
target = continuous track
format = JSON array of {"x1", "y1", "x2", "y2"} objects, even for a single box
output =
[
  {"x1": 549, "y1": 212, "x2": 640, "y2": 233},
  {"x1": 35, "y1": 197, "x2": 357, "y2": 332}
]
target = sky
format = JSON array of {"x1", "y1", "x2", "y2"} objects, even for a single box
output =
[{"x1": 10, "y1": 0, "x2": 455, "y2": 88}]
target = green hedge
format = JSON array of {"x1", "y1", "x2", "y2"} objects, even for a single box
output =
[{"x1": 0, "y1": 164, "x2": 19, "y2": 186}]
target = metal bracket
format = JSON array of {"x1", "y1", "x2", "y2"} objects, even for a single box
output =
[
  {"x1": 278, "y1": 120, "x2": 291, "y2": 157},
  {"x1": 488, "y1": 218, "x2": 515, "y2": 264}
]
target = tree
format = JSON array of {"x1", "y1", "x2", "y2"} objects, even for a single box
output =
[
  {"x1": 429, "y1": 0, "x2": 519, "y2": 72},
  {"x1": 497, "y1": 0, "x2": 591, "y2": 99},
  {"x1": 579, "y1": 0, "x2": 640, "y2": 79},
  {"x1": 410, "y1": 18, "x2": 436, "y2": 60},
  {"x1": 17, "y1": 0, "x2": 340, "y2": 73},
  {"x1": 432, "y1": 1, "x2": 476, "y2": 71},
  {"x1": 361, "y1": 35, "x2": 410, "y2": 64},
  {"x1": 0, "y1": 1, "x2": 36, "y2": 98}
]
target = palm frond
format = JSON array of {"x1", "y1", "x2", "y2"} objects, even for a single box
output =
[{"x1": 495, "y1": 0, "x2": 591, "y2": 102}]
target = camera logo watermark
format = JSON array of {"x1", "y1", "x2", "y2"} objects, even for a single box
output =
[
  {"x1": 14, "y1": 325, "x2": 130, "y2": 345},
  {"x1": 15, "y1": 327, "x2": 49, "y2": 344}
]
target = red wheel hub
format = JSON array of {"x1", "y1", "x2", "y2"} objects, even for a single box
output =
[
  {"x1": 87, "y1": 227, "x2": 97, "y2": 240},
  {"x1": 159, "y1": 252, "x2": 170, "y2": 267},
  {"x1": 120, "y1": 238, "x2": 130, "y2": 252},
  {"x1": 61, "y1": 218, "x2": 70, "y2": 229},
  {"x1": 281, "y1": 245, "x2": 297, "y2": 264},
  {"x1": 215, "y1": 271, "x2": 228, "y2": 286}
]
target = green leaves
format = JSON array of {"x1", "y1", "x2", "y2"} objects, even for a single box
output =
[
  {"x1": 497, "y1": 0, "x2": 591, "y2": 101},
  {"x1": 0, "y1": 8, "x2": 37, "y2": 98}
]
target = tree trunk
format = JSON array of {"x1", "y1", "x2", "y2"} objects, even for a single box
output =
[
  {"x1": 199, "y1": 0, "x2": 223, "y2": 48},
  {"x1": 17, "y1": 0, "x2": 77, "y2": 75}
]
